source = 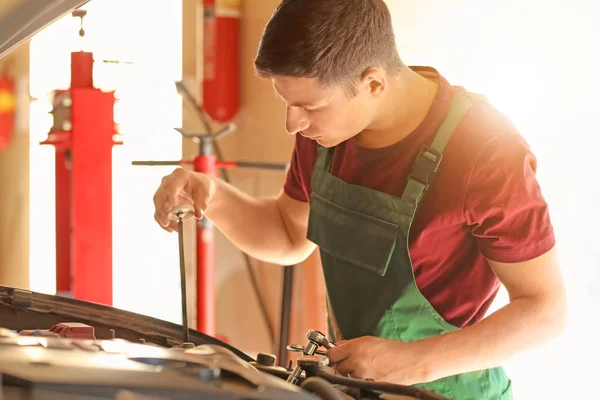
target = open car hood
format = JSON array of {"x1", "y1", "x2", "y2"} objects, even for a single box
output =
[
  {"x1": 0, "y1": 285, "x2": 454, "y2": 400},
  {"x1": 0, "y1": 0, "x2": 91, "y2": 59},
  {"x1": 0, "y1": 286, "x2": 321, "y2": 400},
  {"x1": 0, "y1": 285, "x2": 253, "y2": 361}
]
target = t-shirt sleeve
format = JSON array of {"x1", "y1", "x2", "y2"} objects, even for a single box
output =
[
  {"x1": 463, "y1": 133, "x2": 556, "y2": 263},
  {"x1": 283, "y1": 135, "x2": 309, "y2": 202}
]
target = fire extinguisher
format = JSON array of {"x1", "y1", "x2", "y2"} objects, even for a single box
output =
[
  {"x1": 202, "y1": 0, "x2": 240, "y2": 123},
  {"x1": 0, "y1": 74, "x2": 15, "y2": 150}
]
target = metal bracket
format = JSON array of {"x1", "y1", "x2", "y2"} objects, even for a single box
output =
[{"x1": 11, "y1": 289, "x2": 32, "y2": 308}]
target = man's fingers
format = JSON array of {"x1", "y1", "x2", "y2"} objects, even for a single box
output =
[
  {"x1": 333, "y1": 357, "x2": 369, "y2": 380},
  {"x1": 333, "y1": 358, "x2": 355, "y2": 377},
  {"x1": 326, "y1": 342, "x2": 350, "y2": 365},
  {"x1": 154, "y1": 210, "x2": 181, "y2": 233},
  {"x1": 153, "y1": 189, "x2": 174, "y2": 228},
  {"x1": 153, "y1": 168, "x2": 212, "y2": 233},
  {"x1": 155, "y1": 211, "x2": 174, "y2": 231},
  {"x1": 153, "y1": 169, "x2": 188, "y2": 228}
]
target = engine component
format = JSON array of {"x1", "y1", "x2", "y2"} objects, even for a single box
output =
[
  {"x1": 287, "y1": 329, "x2": 336, "y2": 385},
  {"x1": 256, "y1": 352, "x2": 277, "y2": 366},
  {"x1": 0, "y1": 333, "x2": 314, "y2": 400},
  {"x1": 0, "y1": 285, "x2": 450, "y2": 400},
  {"x1": 315, "y1": 371, "x2": 451, "y2": 400},
  {"x1": 308, "y1": 329, "x2": 336, "y2": 350},
  {"x1": 0, "y1": 285, "x2": 248, "y2": 359},
  {"x1": 301, "y1": 377, "x2": 351, "y2": 400},
  {"x1": 20, "y1": 322, "x2": 96, "y2": 339},
  {"x1": 297, "y1": 355, "x2": 329, "y2": 378}
]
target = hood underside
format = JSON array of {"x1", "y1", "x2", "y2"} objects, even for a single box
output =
[
  {"x1": 0, "y1": 0, "x2": 91, "y2": 59},
  {"x1": 0, "y1": 285, "x2": 253, "y2": 362}
]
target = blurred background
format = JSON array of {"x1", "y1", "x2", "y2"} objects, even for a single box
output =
[{"x1": 0, "y1": 0, "x2": 598, "y2": 398}]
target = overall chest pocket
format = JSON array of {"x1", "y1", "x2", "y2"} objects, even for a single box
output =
[{"x1": 307, "y1": 193, "x2": 399, "y2": 276}]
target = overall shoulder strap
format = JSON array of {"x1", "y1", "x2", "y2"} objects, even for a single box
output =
[
  {"x1": 314, "y1": 144, "x2": 335, "y2": 171},
  {"x1": 401, "y1": 91, "x2": 486, "y2": 206}
]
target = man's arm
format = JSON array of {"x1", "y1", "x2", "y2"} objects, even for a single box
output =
[
  {"x1": 415, "y1": 131, "x2": 568, "y2": 381},
  {"x1": 206, "y1": 179, "x2": 316, "y2": 266},
  {"x1": 204, "y1": 132, "x2": 316, "y2": 265},
  {"x1": 417, "y1": 246, "x2": 567, "y2": 382},
  {"x1": 153, "y1": 166, "x2": 316, "y2": 266}
]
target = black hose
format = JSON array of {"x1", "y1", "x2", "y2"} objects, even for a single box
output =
[
  {"x1": 300, "y1": 377, "x2": 352, "y2": 400},
  {"x1": 316, "y1": 371, "x2": 451, "y2": 400}
]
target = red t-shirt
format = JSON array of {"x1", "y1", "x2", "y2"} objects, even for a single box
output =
[{"x1": 283, "y1": 67, "x2": 556, "y2": 328}]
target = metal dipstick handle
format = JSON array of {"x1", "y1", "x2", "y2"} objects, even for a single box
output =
[
  {"x1": 169, "y1": 204, "x2": 195, "y2": 221},
  {"x1": 173, "y1": 206, "x2": 193, "y2": 345},
  {"x1": 286, "y1": 344, "x2": 328, "y2": 356}
]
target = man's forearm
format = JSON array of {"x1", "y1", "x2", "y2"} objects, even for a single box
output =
[
  {"x1": 415, "y1": 295, "x2": 566, "y2": 383},
  {"x1": 204, "y1": 178, "x2": 313, "y2": 265}
]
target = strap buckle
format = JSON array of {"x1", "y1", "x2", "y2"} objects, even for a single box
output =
[{"x1": 408, "y1": 145, "x2": 443, "y2": 186}]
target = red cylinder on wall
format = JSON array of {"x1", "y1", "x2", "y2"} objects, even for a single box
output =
[
  {"x1": 0, "y1": 75, "x2": 15, "y2": 150},
  {"x1": 202, "y1": 0, "x2": 240, "y2": 123}
]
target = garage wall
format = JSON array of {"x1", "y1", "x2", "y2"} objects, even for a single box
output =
[
  {"x1": 181, "y1": 0, "x2": 328, "y2": 356},
  {"x1": 0, "y1": 0, "x2": 30, "y2": 290}
]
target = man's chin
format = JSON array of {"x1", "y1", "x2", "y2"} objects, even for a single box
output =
[
  {"x1": 314, "y1": 137, "x2": 339, "y2": 148},
  {"x1": 300, "y1": 133, "x2": 342, "y2": 147}
]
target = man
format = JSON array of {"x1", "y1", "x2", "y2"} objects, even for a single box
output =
[{"x1": 153, "y1": 0, "x2": 566, "y2": 398}]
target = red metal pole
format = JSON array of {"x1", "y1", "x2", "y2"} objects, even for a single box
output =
[
  {"x1": 70, "y1": 51, "x2": 93, "y2": 89},
  {"x1": 55, "y1": 150, "x2": 71, "y2": 295},
  {"x1": 69, "y1": 51, "x2": 116, "y2": 305},
  {"x1": 194, "y1": 151, "x2": 216, "y2": 336},
  {"x1": 70, "y1": 88, "x2": 115, "y2": 305},
  {"x1": 44, "y1": 51, "x2": 118, "y2": 305}
]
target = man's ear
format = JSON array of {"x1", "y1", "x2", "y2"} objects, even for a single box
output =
[{"x1": 359, "y1": 68, "x2": 387, "y2": 98}]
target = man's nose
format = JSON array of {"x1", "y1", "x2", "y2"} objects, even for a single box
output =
[{"x1": 285, "y1": 106, "x2": 310, "y2": 135}]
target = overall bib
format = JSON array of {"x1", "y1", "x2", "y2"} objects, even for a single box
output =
[{"x1": 306, "y1": 91, "x2": 513, "y2": 400}]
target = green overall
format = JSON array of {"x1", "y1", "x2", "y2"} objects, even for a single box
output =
[{"x1": 306, "y1": 91, "x2": 513, "y2": 400}]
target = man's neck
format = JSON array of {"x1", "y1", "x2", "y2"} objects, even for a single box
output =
[{"x1": 356, "y1": 68, "x2": 439, "y2": 149}]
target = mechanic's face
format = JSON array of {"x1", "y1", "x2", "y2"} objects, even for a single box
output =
[{"x1": 272, "y1": 75, "x2": 378, "y2": 148}]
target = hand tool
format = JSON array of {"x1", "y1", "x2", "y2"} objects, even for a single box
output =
[
  {"x1": 308, "y1": 329, "x2": 336, "y2": 350},
  {"x1": 169, "y1": 204, "x2": 195, "y2": 344},
  {"x1": 286, "y1": 329, "x2": 336, "y2": 385}
]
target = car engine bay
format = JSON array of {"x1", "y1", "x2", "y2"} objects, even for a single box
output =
[{"x1": 0, "y1": 285, "x2": 450, "y2": 400}]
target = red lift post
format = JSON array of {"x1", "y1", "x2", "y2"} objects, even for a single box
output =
[
  {"x1": 41, "y1": 10, "x2": 120, "y2": 305},
  {"x1": 133, "y1": 82, "x2": 289, "y2": 338}
]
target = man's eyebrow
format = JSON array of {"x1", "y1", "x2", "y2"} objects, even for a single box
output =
[{"x1": 272, "y1": 85, "x2": 320, "y2": 107}]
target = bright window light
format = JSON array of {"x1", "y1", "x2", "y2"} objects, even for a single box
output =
[
  {"x1": 29, "y1": 0, "x2": 184, "y2": 324},
  {"x1": 387, "y1": 0, "x2": 599, "y2": 398}
]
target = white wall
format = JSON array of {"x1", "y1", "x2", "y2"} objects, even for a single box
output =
[{"x1": 386, "y1": 0, "x2": 599, "y2": 398}]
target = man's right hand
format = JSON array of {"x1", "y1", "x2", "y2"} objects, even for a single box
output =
[{"x1": 153, "y1": 168, "x2": 216, "y2": 232}]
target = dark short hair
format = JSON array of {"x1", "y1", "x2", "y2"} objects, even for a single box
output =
[{"x1": 254, "y1": 0, "x2": 404, "y2": 95}]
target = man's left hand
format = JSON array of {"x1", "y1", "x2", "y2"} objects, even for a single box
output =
[{"x1": 326, "y1": 336, "x2": 429, "y2": 385}]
